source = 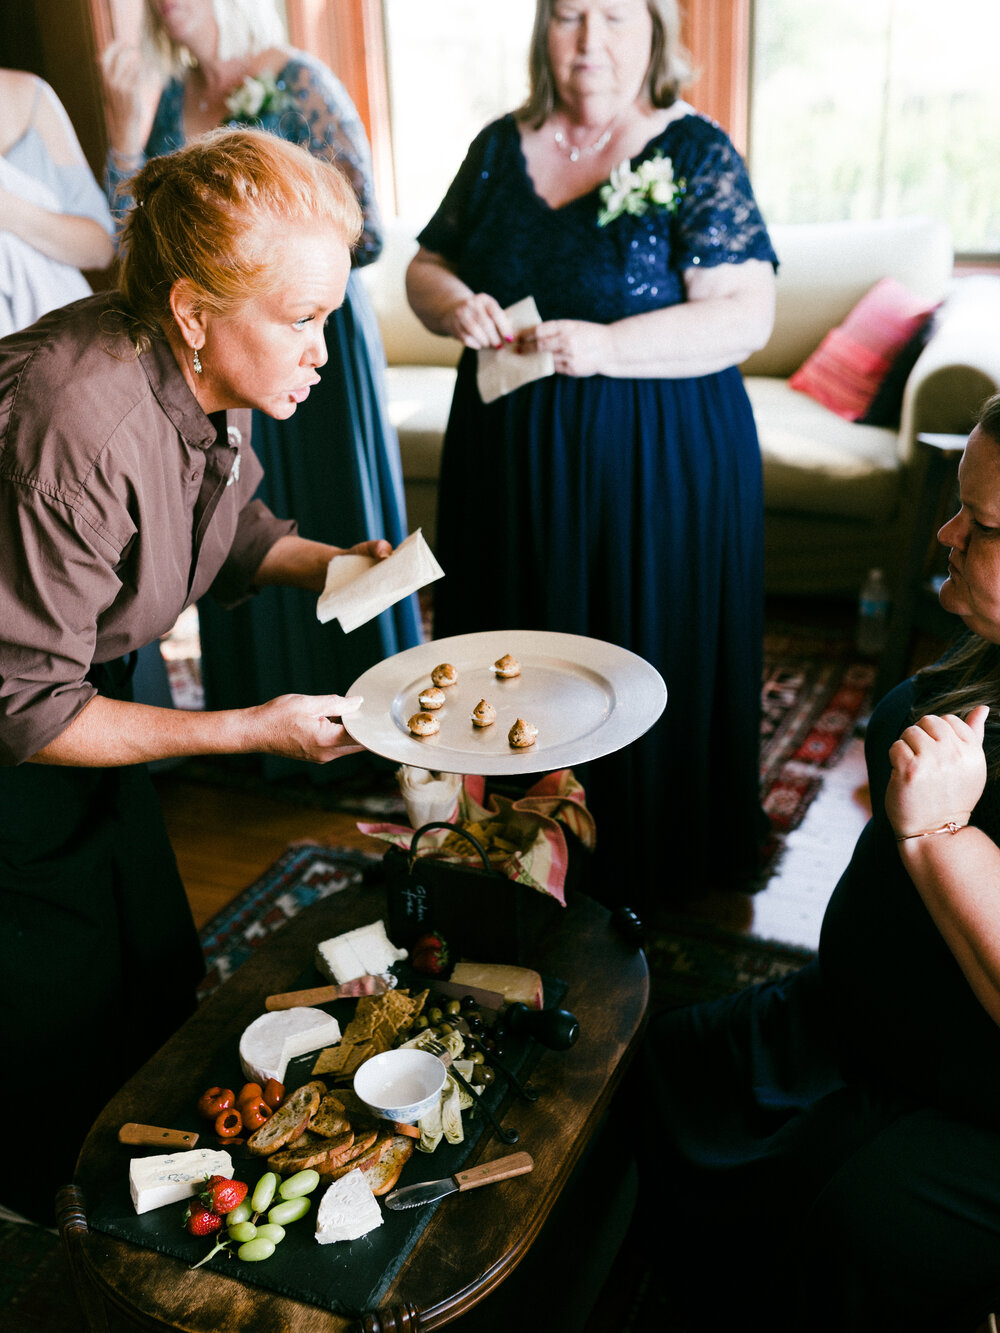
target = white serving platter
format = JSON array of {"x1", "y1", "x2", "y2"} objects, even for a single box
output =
[{"x1": 343, "y1": 629, "x2": 667, "y2": 777}]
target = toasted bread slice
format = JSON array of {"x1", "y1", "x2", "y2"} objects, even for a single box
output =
[
  {"x1": 323, "y1": 1130, "x2": 391, "y2": 1182},
  {"x1": 392, "y1": 1120, "x2": 421, "y2": 1140},
  {"x1": 311, "y1": 1092, "x2": 352, "y2": 1139},
  {"x1": 312, "y1": 1127, "x2": 380, "y2": 1176},
  {"x1": 246, "y1": 1079, "x2": 326, "y2": 1156},
  {"x1": 366, "y1": 1134, "x2": 415, "y2": 1196},
  {"x1": 267, "y1": 1129, "x2": 354, "y2": 1174}
]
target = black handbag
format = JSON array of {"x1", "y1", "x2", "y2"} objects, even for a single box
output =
[{"x1": 383, "y1": 821, "x2": 560, "y2": 965}]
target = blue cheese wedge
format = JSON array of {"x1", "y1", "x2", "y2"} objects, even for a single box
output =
[
  {"x1": 129, "y1": 1148, "x2": 233, "y2": 1215},
  {"x1": 315, "y1": 1167, "x2": 383, "y2": 1244},
  {"x1": 239, "y1": 1007, "x2": 342, "y2": 1085},
  {"x1": 315, "y1": 919, "x2": 408, "y2": 984}
]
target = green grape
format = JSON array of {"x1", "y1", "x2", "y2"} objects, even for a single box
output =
[
  {"x1": 237, "y1": 1237, "x2": 276, "y2": 1262},
  {"x1": 226, "y1": 1200, "x2": 253, "y2": 1225},
  {"x1": 251, "y1": 1171, "x2": 278, "y2": 1214},
  {"x1": 278, "y1": 1169, "x2": 320, "y2": 1199},
  {"x1": 227, "y1": 1221, "x2": 258, "y2": 1243},
  {"x1": 254, "y1": 1223, "x2": 286, "y2": 1245},
  {"x1": 268, "y1": 1196, "x2": 311, "y2": 1226}
]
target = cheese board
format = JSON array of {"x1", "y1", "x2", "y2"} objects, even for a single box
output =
[{"x1": 88, "y1": 956, "x2": 566, "y2": 1318}]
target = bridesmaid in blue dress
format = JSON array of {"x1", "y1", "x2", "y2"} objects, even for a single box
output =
[
  {"x1": 407, "y1": 0, "x2": 777, "y2": 904},
  {"x1": 101, "y1": 0, "x2": 421, "y2": 776}
]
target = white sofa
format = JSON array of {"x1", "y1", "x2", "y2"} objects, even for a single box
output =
[{"x1": 361, "y1": 216, "x2": 1000, "y2": 596}]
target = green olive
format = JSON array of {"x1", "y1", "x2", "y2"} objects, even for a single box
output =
[
  {"x1": 469, "y1": 1049, "x2": 485, "y2": 1065},
  {"x1": 427, "y1": 1006, "x2": 443, "y2": 1024},
  {"x1": 445, "y1": 998, "x2": 461, "y2": 1014},
  {"x1": 413, "y1": 1014, "x2": 429, "y2": 1030},
  {"x1": 437, "y1": 1022, "x2": 454, "y2": 1036},
  {"x1": 472, "y1": 1065, "x2": 496, "y2": 1086}
]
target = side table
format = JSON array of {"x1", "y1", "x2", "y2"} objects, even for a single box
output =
[{"x1": 873, "y1": 431, "x2": 965, "y2": 702}]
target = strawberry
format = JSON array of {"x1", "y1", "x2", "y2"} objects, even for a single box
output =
[
  {"x1": 184, "y1": 1201, "x2": 222, "y2": 1237},
  {"x1": 411, "y1": 931, "x2": 449, "y2": 977},
  {"x1": 199, "y1": 1174, "x2": 248, "y2": 1216}
]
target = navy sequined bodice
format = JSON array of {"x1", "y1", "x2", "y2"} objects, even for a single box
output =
[{"x1": 418, "y1": 111, "x2": 777, "y2": 325}]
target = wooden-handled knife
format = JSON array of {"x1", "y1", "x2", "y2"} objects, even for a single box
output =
[
  {"x1": 265, "y1": 974, "x2": 391, "y2": 1010},
  {"x1": 119, "y1": 1123, "x2": 199, "y2": 1148}
]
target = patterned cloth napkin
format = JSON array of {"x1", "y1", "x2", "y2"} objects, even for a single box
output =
[{"x1": 358, "y1": 768, "x2": 595, "y2": 903}]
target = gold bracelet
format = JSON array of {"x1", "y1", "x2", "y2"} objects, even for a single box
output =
[{"x1": 895, "y1": 821, "x2": 967, "y2": 842}]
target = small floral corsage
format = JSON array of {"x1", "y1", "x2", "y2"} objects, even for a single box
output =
[
  {"x1": 597, "y1": 153, "x2": 686, "y2": 227},
  {"x1": 224, "y1": 72, "x2": 294, "y2": 123}
]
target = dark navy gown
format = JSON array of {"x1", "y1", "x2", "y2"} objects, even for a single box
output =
[
  {"x1": 644, "y1": 672, "x2": 1000, "y2": 1331},
  {"x1": 419, "y1": 111, "x2": 778, "y2": 904}
]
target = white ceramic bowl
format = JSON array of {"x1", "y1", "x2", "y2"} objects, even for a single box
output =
[{"x1": 353, "y1": 1048, "x2": 447, "y2": 1123}]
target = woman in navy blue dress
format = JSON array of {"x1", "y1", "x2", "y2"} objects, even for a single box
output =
[
  {"x1": 643, "y1": 396, "x2": 1000, "y2": 1330},
  {"x1": 101, "y1": 1, "x2": 421, "y2": 776},
  {"x1": 407, "y1": 0, "x2": 777, "y2": 904}
]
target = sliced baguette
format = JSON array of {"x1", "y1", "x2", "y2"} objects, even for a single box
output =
[
  {"x1": 323, "y1": 1131, "x2": 392, "y2": 1182},
  {"x1": 310, "y1": 1092, "x2": 352, "y2": 1139},
  {"x1": 312, "y1": 1127, "x2": 380, "y2": 1177},
  {"x1": 246, "y1": 1079, "x2": 326, "y2": 1157},
  {"x1": 266, "y1": 1129, "x2": 354, "y2": 1175},
  {"x1": 366, "y1": 1134, "x2": 415, "y2": 1197}
]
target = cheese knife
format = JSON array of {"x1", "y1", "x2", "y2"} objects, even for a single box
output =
[
  {"x1": 265, "y1": 974, "x2": 391, "y2": 1010},
  {"x1": 383, "y1": 1151, "x2": 533, "y2": 1210}
]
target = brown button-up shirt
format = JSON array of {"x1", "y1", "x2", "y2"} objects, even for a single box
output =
[{"x1": 0, "y1": 294, "x2": 296, "y2": 764}]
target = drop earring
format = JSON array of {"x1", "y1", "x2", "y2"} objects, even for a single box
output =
[{"x1": 193, "y1": 347, "x2": 203, "y2": 375}]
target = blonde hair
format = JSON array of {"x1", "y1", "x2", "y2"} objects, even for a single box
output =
[
  {"x1": 117, "y1": 127, "x2": 361, "y2": 349},
  {"x1": 913, "y1": 393, "x2": 1000, "y2": 775},
  {"x1": 518, "y1": 0, "x2": 693, "y2": 128},
  {"x1": 141, "y1": 0, "x2": 286, "y2": 77}
]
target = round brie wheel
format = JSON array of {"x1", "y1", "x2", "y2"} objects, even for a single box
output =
[{"x1": 238, "y1": 1007, "x2": 341, "y2": 1086}]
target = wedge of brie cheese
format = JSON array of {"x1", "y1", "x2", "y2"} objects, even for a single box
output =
[
  {"x1": 129, "y1": 1148, "x2": 233, "y2": 1215},
  {"x1": 315, "y1": 1167, "x2": 383, "y2": 1244},
  {"x1": 315, "y1": 919, "x2": 407, "y2": 984},
  {"x1": 239, "y1": 1007, "x2": 342, "y2": 1086}
]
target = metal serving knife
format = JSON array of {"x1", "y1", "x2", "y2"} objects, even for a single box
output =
[{"x1": 383, "y1": 1151, "x2": 534, "y2": 1211}]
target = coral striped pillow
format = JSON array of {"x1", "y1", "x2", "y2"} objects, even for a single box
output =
[{"x1": 788, "y1": 277, "x2": 940, "y2": 422}]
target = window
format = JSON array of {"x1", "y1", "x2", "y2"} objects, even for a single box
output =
[
  {"x1": 749, "y1": 0, "x2": 1000, "y2": 257},
  {"x1": 383, "y1": 0, "x2": 536, "y2": 224}
]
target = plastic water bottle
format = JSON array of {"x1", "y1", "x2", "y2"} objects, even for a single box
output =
[{"x1": 856, "y1": 568, "x2": 890, "y2": 655}]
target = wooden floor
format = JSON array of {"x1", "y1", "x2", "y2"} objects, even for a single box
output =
[{"x1": 154, "y1": 734, "x2": 869, "y2": 950}]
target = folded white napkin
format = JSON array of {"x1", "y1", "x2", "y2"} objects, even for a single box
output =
[
  {"x1": 317, "y1": 529, "x2": 444, "y2": 632},
  {"x1": 396, "y1": 765, "x2": 462, "y2": 828},
  {"x1": 477, "y1": 295, "x2": 554, "y2": 404}
]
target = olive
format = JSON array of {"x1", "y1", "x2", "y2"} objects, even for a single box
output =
[
  {"x1": 437, "y1": 1022, "x2": 454, "y2": 1036},
  {"x1": 460, "y1": 995, "x2": 478, "y2": 1010},
  {"x1": 473, "y1": 1065, "x2": 496, "y2": 1086},
  {"x1": 445, "y1": 998, "x2": 461, "y2": 1015},
  {"x1": 427, "y1": 1006, "x2": 443, "y2": 1025},
  {"x1": 469, "y1": 1049, "x2": 485, "y2": 1065},
  {"x1": 465, "y1": 1014, "x2": 484, "y2": 1033},
  {"x1": 413, "y1": 1014, "x2": 429, "y2": 1030}
]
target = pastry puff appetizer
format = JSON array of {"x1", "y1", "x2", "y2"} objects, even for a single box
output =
[
  {"x1": 493, "y1": 653, "x2": 521, "y2": 678},
  {"x1": 418, "y1": 685, "x2": 447, "y2": 710},
  {"x1": 431, "y1": 663, "x2": 458, "y2": 688},
  {"x1": 408, "y1": 711, "x2": 440, "y2": 737},
  {"x1": 508, "y1": 718, "x2": 538, "y2": 748},
  {"x1": 471, "y1": 699, "x2": 496, "y2": 728}
]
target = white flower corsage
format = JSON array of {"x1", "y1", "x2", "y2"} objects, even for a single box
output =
[
  {"x1": 224, "y1": 72, "x2": 294, "y2": 122},
  {"x1": 597, "y1": 153, "x2": 686, "y2": 227}
]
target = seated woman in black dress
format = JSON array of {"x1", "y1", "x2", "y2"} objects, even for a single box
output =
[{"x1": 644, "y1": 391, "x2": 1000, "y2": 1333}]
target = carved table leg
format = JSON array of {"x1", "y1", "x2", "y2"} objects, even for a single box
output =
[
  {"x1": 355, "y1": 1301, "x2": 423, "y2": 1332},
  {"x1": 56, "y1": 1183, "x2": 111, "y2": 1333}
]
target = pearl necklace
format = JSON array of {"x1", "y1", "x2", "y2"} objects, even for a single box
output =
[{"x1": 553, "y1": 123, "x2": 614, "y2": 163}]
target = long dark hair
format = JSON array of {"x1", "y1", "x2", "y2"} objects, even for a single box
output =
[{"x1": 914, "y1": 392, "x2": 1000, "y2": 775}]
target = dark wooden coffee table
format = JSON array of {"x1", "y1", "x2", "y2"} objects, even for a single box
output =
[{"x1": 58, "y1": 882, "x2": 647, "y2": 1331}]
